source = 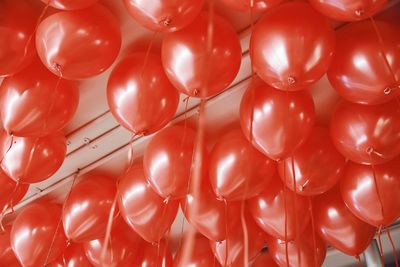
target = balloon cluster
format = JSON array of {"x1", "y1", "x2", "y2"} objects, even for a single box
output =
[{"x1": 0, "y1": 0, "x2": 399, "y2": 266}]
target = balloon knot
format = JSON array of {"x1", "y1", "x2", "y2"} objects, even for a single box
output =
[
  {"x1": 163, "y1": 195, "x2": 171, "y2": 204},
  {"x1": 193, "y1": 89, "x2": 200, "y2": 97},
  {"x1": 159, "y1": 17, "x2": 172, "y2": 27},
  {"x1": 287, "y1": 76, "x2": 296, "y2": 85},
  {"x1": 384, "y1": 87, "x2": 392, "y2": 95},
  {"x1": 261, "y1": 246, "x2": 269, "y2": 253},
  {"x1": 366, "y1": 147, "x2": 374, "y2": 154},
  {"x1": 355, "y1": 9, "x2": 364, "y2": 17}
]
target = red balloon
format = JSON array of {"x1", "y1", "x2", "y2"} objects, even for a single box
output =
[
  {"x1": 118, "y1": 164, "x2": 179, "y2": 243},
  {"x1": 313, "y1": 186, "x2": 376, "y2": 256},
  {"x1": 327, "y1": 21, "x2": 400, "y2": 105},
  {"x1": 341, "y1": 157, "x2": 400, "y2": 227},
  {"x1": 0, "y1": 0, "x2": 37, "y2": 77},
  {"x1": 219, "y1": 0, "x2": 282, "y2": 12},
  {"x1": 84, "y1": 218, "x2": 140, "y2": 267},
  {"x1": 0, "y1": 131, "x2": 66, "y2": 183},
  {"x1": 133, "y1": 240, "x2": 173, "y2": 267},
  {"x1": 309, "y1": 0, "x2": 386, "y2": 21},
  {"x1": 51, "y1": 243, "x2": 93, "y2": 267},
  {"x1": 330, "y1": 100, "x2": 400, "y2": 165},
  {"x1": 248, "y1": 177, "x2": 310, "y2": 241},
  {"x1": 107, "y1": 53, "x2": 179, "y2": 135},
  {"x1": 0, "y1": 60, "x2": 79, "y2": 137},
  {"x1": 36, "y1": 4, "x2": 121, "y2": 80},
  {"x1": 124, "y1": 0, "x2": 204, "y2": 32},
  {"x1": 0, "y1": 226, "x2": 21, "y2": 267},
  {"x1": 250, "y1": 2, "x2": 335, "y2": 91},
  {"x1": 162, "y1": 12, "x2": 242, "y2": 98},
  {"x1": 268, "y1": 226, "x2": 327, "y2": 267},
  {"x1": 240, "y1": 82, "x2": 315, "y2": 161},
  {"x1": 209, "y1": 129, "x2": 276, "y2": 200},
  {"x1": 0, "y1": 169, "x2": 28, "y2": 213},
  {"x1": 144, "y1": 125, "x2": 197, "y2": 198},
  {"x1": 278, "y1": 127, "x2": 346, "y2": 196},
  {"x1": 62, "y1": 175, "x2": 117, "y2": 243},
  {"x1": 174, "y1": 235, "x2": 220, "y2": 267},
  {"x1": 182, "y1": 179, "x2": 241, "y2": 241},
  {"x1": 11, "y1": 201, "x2": 68, "y2": 267},
  {"x1": 252, "y1": 252, "x2": 279, "y2": 267},
  {"x1": 41, "y1": 0, "x2": 98, "y2": 10}
]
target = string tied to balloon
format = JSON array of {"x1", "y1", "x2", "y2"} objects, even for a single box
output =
[
  {"x1": 100, "y1": 191, "x2": 119, "y2": 264},
  {"x1": 355, "y1": 9, "x2": 365, "y2": 17},
  {"x1": 291, "y1": 156, "x2": 302, "y2": 266},
  {"x1": 159, "y1": 16, "x2": 172, "y2": 27},
  {"x1": 377, "y1": 225, "x2": 385, "y2": 267},
  {"x1": 287, "y1": 76, "x2": 296, "y2": 85},
  {"x1": 223, "y1": 198, "x2": 229, "y2": 267},
  {"x1": 385, "y1": 225, "x2": 400, "y2": 267},
  {"x1": 308, "y1": 197, "x2": 318, "y2": 267},
  {"x1": 283, "y1": 165, "x2": 290, "y2": 267},
  {"x1": 355, "y1": 255, "x2": 363, "y2": 267}
]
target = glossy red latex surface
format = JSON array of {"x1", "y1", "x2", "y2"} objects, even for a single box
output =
[
  {"x1": 41, "y1": 0, "x2": 98, "y2": 10},
  {"x1": 174, "y1": 235, "x2": 220, "y2": 267},
  {"x1": 133, "y1": 240, "x2": 173, "y2": 267},
  {"x1": 0, "y1": 226, "x2": 21, "y2": 267},
  {"x1": 220, "y1": 0, "x2": 282, "y2": 12},
  {"x1": 0, "y1": 169, "x2": 28, "y2": 213},
  {"x1": 51, "y1": 243, "x2": 93, "y2": 267}
]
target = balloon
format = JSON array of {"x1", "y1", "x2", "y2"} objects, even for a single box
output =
[
  {"x1": 144, "y1": 125, "x2": 197, "y2": 198},
  {"x1": 313, "y1": 186, "x2": 376, "y2": 256},
  {"x1": 41, "y1": 0, "x2": 98, "y2": 10},
  {"x1": 0, "y1": 226, "x2": 20, "y2": 267},
  {"x1": 219, "y1": 0, "x2": 282, "y2": 12},
  {"x1": 0, "y1": 169, "x2": 28, "y2": 213},
  {"x1": 327, "y1": 21, "x2": 400, "y2": 105},
  {"x1": 36, "y1": 4, "x2": 121, "y2": 80},
  {"x1": 330, "y1": 100, "x2": 400, "y2": 165},
  {"x1": 309, "y1": 0, "x2": 386, "y2": 21},
  {"x1": 248, "y1": 177, "x2": 310, "y2": 241},
  {"x1": 174, "y1": 235, "x2": 220, "y2": 267},
  {"x1": 210, "y1": 212, "x2": 266, "y2": 267},
  {"x1": 341, "y1": 157, "x2": 400, "y2": 227},
  {"x1": 252, "y1": 252, "x2": 279, "y2": 267},
  {"x1": 162, "y1": 12, "x2": 242, "y2": 98},
  {"x1": 51, "y1": 243, "x2": 93, "y2": 267},
  {"x1": 209, "y1": 129, "x2": 276, "y2": 200},
  {"x1": 0, "y1": 0, "x2": 37, "y2": 77},
  {"x1": 11, "y1": 201, "x2": 68, "y2": 267},
  {"x1": 0, "y1": 60, "x2": 79, "y2": 137},
  {"x1": 62, "y1": 175, "x2": 117, "y2": 243},
  {"x1": 118, "y1": 164, "x2": 179, "y2": 243},
  {"x1": 240, "y1": 82, "x2": 315, "y2": 161},
  {"x1": 0, "y1": 131, "x2": 66, "y2": 183},
  {"x1": 250, "y1": 2, "x2": 335, "y2": 91},
  {"x1": 182, "y1": 179, "x2": 241, "y2": 241},
  {"x1": 124, "y1": 0, "x2": 204, "y2": 32},
  {"x1": 107, "y1": 52, "x2": 179, "y2": 135},
  {"x1": 268, "y1": 226, "x2": 327, "y2": 267},
  {"x1": 84, "y1": 218, "x2": 140, "y2": 267},
  {"x1": 133, "y1": 240, "x2": 173, "y2": 267},
  {"x1": 278, "y1": 127, "x2": 346, "y2": 196}
]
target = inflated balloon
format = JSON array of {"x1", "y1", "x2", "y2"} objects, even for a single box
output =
[
  {"x1": 0, "y1": 226, "x2": 20, "y2": 267},
  {"x1": 0, "y1": 0, "x2": 37, "y2": 77},
  {"x1": 162, "y1": 12, "x2": 242, "y2": 98},
  {"x1": 327, "y1": 21, "x2": 400, "y2": 105},
  {"x1": 124, "y1": 0, "x2": 204, "y2": 32},
  {"x1": 0, "y1": 131, "x2": 66, "y2": 183},
  {"x1": 250, "y1": 2, "x2": 335, "y2": 91},
  {"x1": 248, "y1": 177, "x2": 310, "y2": 241},
  {"x1": 182, "y1": 179, "x2": 241, "y2": 241},
  {"x1": 36, "y1": 4, "x2": 121, "y2": 80},
  {"x1": 11, "y1": 201, "x2": 68, "y2": 267},
  {"x1": 240, "y1": 82, "x2": 315, "y2": 161},
  {"x1": 107, "y1": 53, "x2": 179, "y2": 135},
  {"x1": 219, "y1": 0, "x2": 282, "y2": 12},
  {"x1": 41, "y1": 0, "x2": 98, "y2": 10},
  {"x1": 252, "y1": 252, "x2": 278, "y2": 267},
  {"x1": 84, "y1": 218, "x2": 140, "y2": 267},
  {"x1": 0, "y1": 169, "x2": 28, "y2": 213},
  {"x1": 134, "y1": 240, "x2": 173, "y2": 267},
  {"x1": 313, "y1": 186, "x2": 376, "y2": 256},
  {"x1": 209, "y1": 129, "x2": 276, "y2": 200},
  {"x1": 268, "y1": 226, "x2": 327, "y2": 267},
  {"x1": 51, "y1": 243, "x2": 93, "y2": 267},
  {"x1": 144, "y1": 125, "x2": 197, "y2": 198},
  {"x1": 330, "y1": 100, "x2": 400, "y2": 165},
  {"x1": 174, "y1": 235, "x2": 221, "y2": 267},
  {"x1": 62, "y1": 175, "x2": 117, "y2": 243},
  {"x1": 118, "y1": 164, "x2": 179, "y2": 243},
  {"x1": 341, "y1": 157, "x2": 400, "y2": 227},
  {"x1": 0, "y1": 60, "x2": 79, "y2": 137},
  {"x1": 309, "y1": 0, "x2": 386, "y2": 21},
  {"x1": 278, "y1": 127, "x2": 346, "y2": 196}
]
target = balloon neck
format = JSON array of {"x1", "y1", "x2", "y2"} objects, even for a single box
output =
[
  {"x1": 354, "y1": 9, "x2": 365, "y2": 17},
  {"x1": 261, "y1": 246, "x2": 268, "y2": 254},
  {"x1": 52, "y1": 62, "x2": 63, "y2": 77},
  {"x1": 366, "y1": 146, "x2": 374, "y2": 154},
  {"x1": 287, "y1": 76, "x2": 296, "y2": 85},
  {"x1": 159, "y1": 17, "x2": 172, "y2": 27},
  {"x1": 192, "y1": 88, "x2": 200, "y2": 97}
]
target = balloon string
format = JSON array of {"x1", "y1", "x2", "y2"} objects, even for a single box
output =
[
  {"x1": 0, "y1": 134, "x2": 14, "y2": 167},
  {"x1": 124, "y1": 133, "x2": 138, "y2": 175},
  {"x1": 291, "y1": 156, "x2": 301, "y2": 266},
  {"x1": 100, "y1": 193, "x2": 118, "y2": 264},
  {"x1": 355, "y1": 255, "x2": 363, "y2": 267},
  {"x1": 385, "y1": 226, "x2": 399, "y2": 267},
  {"x1": 283, "y1": 165, "x2": 290, "y2": 266},
  {"x1": 224, "y1": 198, "x2": 229, "y2": 267},
  {"x1": 241, "y1": 198, "x2": 249, "y2": 267},
  {"x1": 0, "y1": 181, "x2": 20, "y2": 228},
  {"x1": 44, "y1": 169, "x2": 80, "y2": 265},
  {"x1": 157, "y1": 196, "x2": 170, "y2": 263},
  {"x1": 377, "y1": 226, "x2": 385, "y2": 267},
  {"x1": 368, "y1": 154, "x2": 385, "y2": 222},
  {"x1": 22, "y1": 137, "x2": 40, "y2": 181},
  {"x1": 140, "y1": 31, "x2": 158, "y2": 78},
  {"x1": 308, "y1": 197, "x2": 318, "y2": 267}
]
